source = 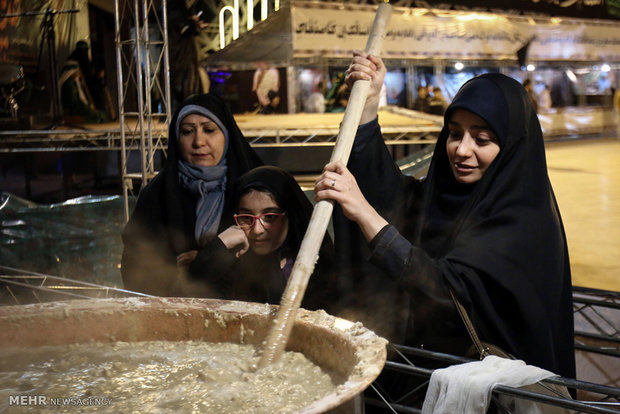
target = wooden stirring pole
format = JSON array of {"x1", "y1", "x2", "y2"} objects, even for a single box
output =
[{"x1": 258, "y1": 2, "x2": 392, "y2": 369}]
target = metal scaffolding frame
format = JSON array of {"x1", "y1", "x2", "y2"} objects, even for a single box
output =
[
  {"x1": 108, "y1": 0, "x2": 265, "y2": 222},
  {"x1": 0, "y1": 111, "x2": 439, "y2": 152},
  {"x1": 114, "y1": 0, "x2": 172, "y2": 221}
]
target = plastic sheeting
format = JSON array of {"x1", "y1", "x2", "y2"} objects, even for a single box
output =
[{"x1": 0, "y1": 192, "x2": 132, "y2": 288}]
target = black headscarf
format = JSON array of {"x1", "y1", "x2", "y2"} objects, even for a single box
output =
[
  {"x1": 233, "y1": 166, "x2": 316, "y2": 258},
  {"x1": 68, "y1": 40, "x2": 94, "y2": 79},
  {"x1": 416, "y1": 73, "x2": 575, "y2": 378},
  {"x1": 162, "y1": 93, "x2": 264, "y2": 251},
  {"x1": 229, "y1": 165, "x2": 335, "y2": 309}
]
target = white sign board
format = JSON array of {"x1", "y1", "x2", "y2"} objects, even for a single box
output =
[{"x1": 291, "y1": 5, "x2": 620, "y2": 61}]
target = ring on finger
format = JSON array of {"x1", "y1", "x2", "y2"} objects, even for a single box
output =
[{"x1": 331, "y1": 179, "x2": 336, "y2": 187}]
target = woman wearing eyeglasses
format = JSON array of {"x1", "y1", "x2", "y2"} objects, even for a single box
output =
[
  {"x1": 217, "y1": 165, "x2": 335, "y2": 308},
  {"x1": 120, "y1": 93, "x2": 263, "y2": 297}
]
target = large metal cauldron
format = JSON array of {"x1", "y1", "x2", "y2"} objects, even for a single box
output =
[{"x1": 0, "y1": 297, "x2": 387, "y2": 413}]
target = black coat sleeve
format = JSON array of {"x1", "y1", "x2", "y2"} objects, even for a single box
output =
[
  {"x1": 350, "y1": 118, "x2": 414, "y2": 224},
  {"x1": 120, "y1": 190, "x2": 181, "y2": 296},
  {"x1": 367, "y1": 224, "x2": 467, "y2": 352},
  {"x1": 330, "y1": 119, "x2": 424, "y2": 342},
  {"x1": 121, "y1": 184, "x2": 239, "y2": 298},
  {"x1": 186, "y1": 237, "x2": 237, "y2": 297},
  {"x1": 343, "y1": 119, "x2": 466, "y2": 350}
]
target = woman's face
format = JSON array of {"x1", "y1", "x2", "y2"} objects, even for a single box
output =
[
  {"x1": 237, "y1": 190, "x2": 288, "y2": 255},
  {"x1": 446, "y1": 109, "x2": 500, "y2": 184},
  {"x1": 178, "y1": 114, "x2": 226, "y2": 167}
]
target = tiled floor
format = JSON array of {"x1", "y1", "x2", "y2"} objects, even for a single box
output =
[{"x1": 546, "y1": 136, "x2": 620, "y2": 292}]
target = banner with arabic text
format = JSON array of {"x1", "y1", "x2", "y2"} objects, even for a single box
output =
[{"x1": 292, "y1": 5, "x2": 620, "y2": 62}]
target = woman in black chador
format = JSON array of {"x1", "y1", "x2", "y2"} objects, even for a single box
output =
[
  {"x1": 222, "y1": 165, "x2": 334, "y2": 310},
  {"x1": 121, "y1": 93, "x2": 263, "y2": 297},
  {"x1": 315, "y1": 51, "x2": 575, "y2": 382}
]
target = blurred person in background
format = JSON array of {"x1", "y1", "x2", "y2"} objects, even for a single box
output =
[
  {"x1": 168, "y1": 1, "x2": 211, "y2": 111},
  {"x1": 259, "y1": 90, "x2": 281, "y2": 114},
  {"x1": 59, "y1": 41, "x2": 109, "y2": 124},
  {"x1": 523, "y1": 78, "x2": 539, "y2": 113},
  {"x1": 428, "y1": 86, "x2": 449, "y2": 115},
  {"x1": 412, "y1": 85, "x2": 431, "y2": 113},
  {"x1": 253, "y1": 63, "x2": 280, "y2": 110},
  {"x1": 304, "y1": 80, "x2": 327, "y2": 113},
  {"x1": 537, "y1": 83, "x2": 552, "y2": 112}
]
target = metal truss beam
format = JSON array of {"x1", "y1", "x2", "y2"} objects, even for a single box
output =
[{"x1": 114, "y1": 0, "x2": 171, "y2": 221}]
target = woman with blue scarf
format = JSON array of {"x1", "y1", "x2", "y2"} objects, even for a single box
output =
[{"x1": 121, "y1": 93, "x2": 263, "y2": 296}]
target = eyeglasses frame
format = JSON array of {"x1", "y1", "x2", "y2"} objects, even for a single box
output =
[{"x1": 233, "y1": 211, "x2": 287, "y2": 229}]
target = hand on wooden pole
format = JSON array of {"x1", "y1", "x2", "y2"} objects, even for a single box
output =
[{"x1": 258, "y1": 3, "x2": 393, "y2": 369}]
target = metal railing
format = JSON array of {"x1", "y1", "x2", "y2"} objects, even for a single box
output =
[
  {"x1": 1, "y1": 265, "x2": 618, "y2": 413},
  {"x1": 366, "y1": 343, "x2": 620, "y2": 413}
]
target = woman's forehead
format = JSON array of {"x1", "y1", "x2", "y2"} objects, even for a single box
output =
[{"x1": 240, "y1": 189, "x2": 278, "y2": 206}]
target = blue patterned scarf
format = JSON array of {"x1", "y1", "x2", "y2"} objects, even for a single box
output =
[
  {"x1": 175, "y1": 103, "x2": 230, "y2": 245},
  {"x1": 178, "y1": 161, "x2": 228, "y2": 244}
]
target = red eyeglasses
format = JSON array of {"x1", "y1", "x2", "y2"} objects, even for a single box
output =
[{"x1": 234, "y1": 212, "x2": 286, "y2": 229}]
